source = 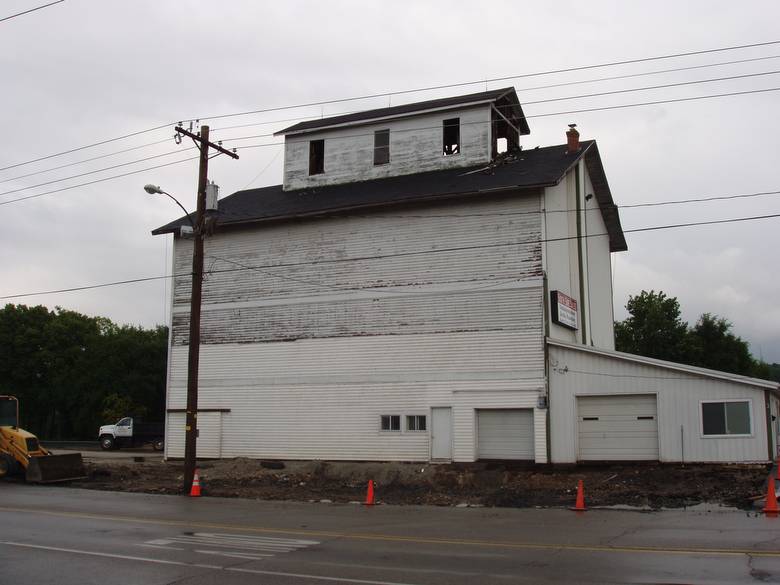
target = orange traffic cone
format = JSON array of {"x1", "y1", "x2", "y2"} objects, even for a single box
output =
[
  {"x1": 570, "y1": 479, "x2": 587, "y2": 511},
  {"x1": 189, "y1": 469, "x2": 202, "y2": 497},
  {"x1": 364, "y1": 480, "x2": 375, "y2": 506},
  {"x1": 763, "y1": 476, "x2": 778, "y2": 515}
]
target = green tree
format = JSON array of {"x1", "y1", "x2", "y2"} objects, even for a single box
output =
[
  {"x1": 0, "y1": 304, "x2": 168, "y2": 440},
  {"x1": 688, "y1": 314, "x2": 763, "y2": 378},
  {"x1": 614, "y1": 290, "x2": 692, "y2": 363}
]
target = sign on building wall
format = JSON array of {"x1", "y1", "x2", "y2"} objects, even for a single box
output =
[{"x1": 551, "y1": 290, "x2": 578, "y2": 330}]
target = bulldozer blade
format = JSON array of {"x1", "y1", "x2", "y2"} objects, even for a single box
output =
[{"x1": 25, "y1": 453, "x2": 85, "y2": 483}]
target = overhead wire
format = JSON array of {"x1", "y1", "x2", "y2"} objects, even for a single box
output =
[
  {"x1": 7, "y1": 55, "x2": 778, "y2": 186},
  {"x1": 5, "y1": 38, "x2": 780, "y2": 173},
  {"x1": 3, "y1": 211, "x2": 779, "y2": 300},
  {"x1": 0, "y1": 0, "x2": 64, "y2": 23}
]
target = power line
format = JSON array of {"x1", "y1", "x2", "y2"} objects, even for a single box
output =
[
  {"x1": 187, "y1": 39, "x2": 780, "y2": 124},
  {"x1": 0, "y1": 138, "x2": 172, "y2": 185},
  {"x1": 0, "y1": 147, "x2": 196, "y2": 198},
  {"x1": 4, "y1": 212, "x2": 779, "y2": 300},
  {"x1": 3, "y1": 83, "x2": 779, "y2": 208},
  {"x1": 0, "y1": 156, "x2": 200, "y2": 206},
  {"x1": 521, "y1": 69, "x2": 780, "y2": 106},
  {"x1": 325, "y1": 189, "x2": 780, "y2": 220},
  {"x1": 0, "y1": 124, "x2": 173, "y2": 173},
  {"x1": 514, "y1": 54, "x2": 780, "y2": 93},
  {"x1": 7, "y1": 38, "x2": 780, "y2": 173},
  {"x1": 13, "y1": 55, "x2": 780, "y2": 183},
  {"x1": 0, "y1": 0, "x2": 63, "y2": 23}
]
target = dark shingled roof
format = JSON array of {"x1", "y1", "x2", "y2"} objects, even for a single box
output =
[
  {"x1": 275, "y1": 87, "x2": 531, "y2": 136},
  {"x1": 152, "y1": 140, "x2": 627, "y2": 252}
]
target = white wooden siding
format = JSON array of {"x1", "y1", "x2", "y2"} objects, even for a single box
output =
[
  {"x1": 577, "y1": 395, "x2": 659, "y2": 460},
  {"x1": 283, "y1": 105, "x2": 492, "y2": 190},
  {"x1": 549, "y1": 343, "x2": 772, "y2": 463},
  {"x1": 166, "y1": 192, "x2": 547, "y2": 463},
  {"x1": 477, "y1": 409, "x2": 535, "y2": 459}
]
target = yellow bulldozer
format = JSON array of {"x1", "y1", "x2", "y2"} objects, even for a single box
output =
[{"x1": 0, "y1": 395, "x2": 85, "y2": 483}]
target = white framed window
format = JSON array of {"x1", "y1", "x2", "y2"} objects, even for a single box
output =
[
  {"x1": 406, "y1": 415, "x2": 427, "y2": 432},
  {"x1": 380, "y1": 414, "x2": 401, "y2": 432},
  {"x1": 701, "y1": 400, "x2": 752, "y2": 437}
]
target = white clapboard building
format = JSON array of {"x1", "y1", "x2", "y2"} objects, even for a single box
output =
[{"x1": 154, "y1": 87, "x2": 780, "y2": 464}]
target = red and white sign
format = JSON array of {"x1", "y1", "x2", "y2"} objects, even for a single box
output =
[{"x1": 551, "y1": 290, "x2": 578, "y2": 330}]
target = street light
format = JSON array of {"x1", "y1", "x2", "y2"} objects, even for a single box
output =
[
  {"x1": 145, "y1": 182, "x2": 204, "y2": 494},
  {"x1": 145, "y1": 184, "x2": 195, "y2": 229}
]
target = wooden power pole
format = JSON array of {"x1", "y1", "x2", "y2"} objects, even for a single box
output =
[{"x1": 174, "y1": 124, "x2": 238, "y2": 493}]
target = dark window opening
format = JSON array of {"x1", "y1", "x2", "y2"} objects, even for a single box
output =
[
  {"x1": 442, "y1": 118, "x2": 460, "y2": 156},
  {"x1": 309, "y1": 139, "x2": 324, "y2": 175},
  {"x1": 491, "y1": 102, "x2": 522, "y2": 159},
  {"x1": 374, "y1": 129, "x2": 390, "y2": 165}
]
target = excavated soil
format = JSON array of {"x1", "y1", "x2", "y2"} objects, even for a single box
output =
[{"x1": 67, "y1": 459, "x2": 771, "y2": 509}]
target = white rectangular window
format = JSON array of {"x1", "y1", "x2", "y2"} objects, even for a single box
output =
[
  {"x1": 374, "y1": 129, "x2": 390, "y2": 165},
  {"x1": 406, "y1": 415, "x2": 427, "y2": 431},
  {"x1": 380, "y1": 415, "x2": 400, "y2": 431},
  {"x1": 702, "y1": 401, "x2": 751, "y2": 436}
]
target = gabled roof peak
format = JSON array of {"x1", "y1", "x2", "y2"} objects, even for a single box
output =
[{"x1": 275, "y1": 87, "x2": 530, "y2": 136}]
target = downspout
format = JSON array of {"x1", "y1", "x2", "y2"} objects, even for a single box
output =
[
  {"x1": 575, "y1": 163, "x2": 587, "y2": 344},
  {"x1": 766, "y1": 390, "x2": 775, "y2": 462}
]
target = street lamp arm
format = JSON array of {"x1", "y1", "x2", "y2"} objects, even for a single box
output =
[{"x1": 162, "y1": 191, "x2": 196, "y2": 230}]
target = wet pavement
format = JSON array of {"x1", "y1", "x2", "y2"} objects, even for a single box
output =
[{"x1": 0, "y1": 484, "x2": 778, "y2": 584}]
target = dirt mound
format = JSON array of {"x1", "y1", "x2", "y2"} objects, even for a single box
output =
[{"x1": 69, "y1": 459, "x2": 770, "y2": 509}]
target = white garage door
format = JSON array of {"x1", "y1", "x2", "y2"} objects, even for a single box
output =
[
  {"x1": 477, "y1": 409, "x2": 534, "y2": 460},
  {"x1": 577, "y1": 395, "x2": 659, "y2": 461}
]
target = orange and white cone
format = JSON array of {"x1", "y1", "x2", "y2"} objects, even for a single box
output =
[
  {"x1": 189, "y1": 469, "x2": 202, "y2": 497},
  {"x1": 570, "y1": 479, "x2": 587, "y2": 511},
  {"x1": 763, "y1": 476, "x2": 778, "y2": 515},
  {"x1": 364, "y1": 480, "x2": 375, "y2": 506}
]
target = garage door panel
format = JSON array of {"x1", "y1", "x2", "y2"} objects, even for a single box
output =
[
  {"x1": 577, "y1": 395, "x2": 658, "y2": 461},
  {"x1": 477, "y1": 409, "x2": 534, "y2": 460}
]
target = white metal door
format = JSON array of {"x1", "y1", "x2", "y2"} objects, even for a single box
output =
[
  {"x1": 577, "y1": 395, "x2": 659, "y2": 461},
  {"x1": 477, "y1": 409, "x2": 534, "y2": 460},
  {"x1": 197, "y1": 412, "x2": 222, "y2": 458},
  {"x1": 430, "y1": 407, "x2": 452, "y2": 461},
  {"x1": 165, "y1": 412, "x2": 185, "y2": 458}
]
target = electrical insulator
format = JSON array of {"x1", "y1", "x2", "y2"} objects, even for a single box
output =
[{"x1": 205, "y1": 180, "x2": 219, "y2": 212}]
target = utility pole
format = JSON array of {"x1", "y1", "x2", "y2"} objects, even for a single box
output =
[{"x1": 174, "y1": 124, "x2": 238, "y2": 493}]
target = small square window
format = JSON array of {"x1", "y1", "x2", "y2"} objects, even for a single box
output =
[
  {"x1": 381, "y1": 415, "x2": 400, "y2": 431},
  {"x1": 374, "y1": 129, "x2": 390, "y2": 165},
  {"x1": 442, "y1": 118, "x2": 460, "y2": 156},
  {"x1": 309, "y1": 139, "x2": 324, "y2": 175},
  {"x1": 406, "y1": 415, "x2": 427, "y2": 432},
  {"x1": 702, "y1": 401, "x2": 751, "y2": 436}
]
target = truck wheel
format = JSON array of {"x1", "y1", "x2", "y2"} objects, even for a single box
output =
[
  {"x1": 0, "y1": 454, "x2": 18, "y2": 478},
  {"x1": 152, "y1": 439, "x2": 164, "y2": 452},
  {"x1": 99, "y1": 436, "x2": 115, "y2": 450}
]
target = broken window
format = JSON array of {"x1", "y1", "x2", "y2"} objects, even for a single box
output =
[
  {"x1": 442, "y1": 117, "x2": 460, "y2": 156},
  {"x1": 374, "y1": 129, "x2": 390, "y2": 165},
  {"x1": 308, "y1": 139, "x2": 324, "y2": 175}
]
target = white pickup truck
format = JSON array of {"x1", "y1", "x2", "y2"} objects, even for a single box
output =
[{"x1": 98, "y1": 417, "x2": 164, "y2": 451}]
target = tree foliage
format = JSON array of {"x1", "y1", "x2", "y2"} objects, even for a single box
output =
[
  {"x1": 615, "y1": 291, "x2": 774, "y2": 380},
  {"x1": 0, "y1": 304, "x2": 167, "y2": 440}
]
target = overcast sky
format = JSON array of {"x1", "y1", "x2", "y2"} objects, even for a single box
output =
[{"x1": 2, "y1": 0, "x2": 780, "y2": 361}]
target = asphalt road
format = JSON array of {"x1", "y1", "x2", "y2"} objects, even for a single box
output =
[{"x1": 0, "y1": 484, "x2": 778, "y2": 584}]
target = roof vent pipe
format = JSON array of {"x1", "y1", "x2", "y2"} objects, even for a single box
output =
[{"x1": 566, "y1": 123, "x2": 580, "y2": 154}]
